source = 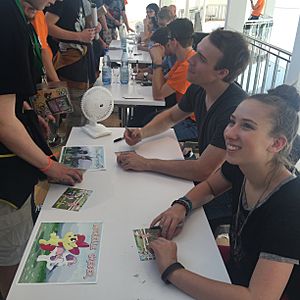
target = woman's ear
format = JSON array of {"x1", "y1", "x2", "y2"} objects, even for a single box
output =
[{"x1": 268, "y1": 135, "x2": 288, "y2": 153}]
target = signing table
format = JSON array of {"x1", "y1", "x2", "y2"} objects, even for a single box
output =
[
  {"x1": 8, "y1": 128, "x2": 230, "y2": 300},
  {"x1": 108, "y1": 40, "x2": 152, "y2": 64}
]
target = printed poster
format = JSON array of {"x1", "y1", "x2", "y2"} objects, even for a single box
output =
[
  {"x1": 18, "y1": 222, "x2": 102, "y2": 284},
  {"x1": 59, "y1": 146, "x2": 105, "y2": 170}
]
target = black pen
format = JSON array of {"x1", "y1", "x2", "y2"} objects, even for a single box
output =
[
  {"x1": 113, "y1": 137, "x2": 124, "y2": 143},
  {"x1": 134, "y1": 53, "x2": 142, "y2": 56}
]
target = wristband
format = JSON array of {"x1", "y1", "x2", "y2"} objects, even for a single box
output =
[
  {"x1": 171, "y1": 196, "x2": 193, "y2": 216},
  {"x1": 161, "y1": 262, "x2": 185, "y2": 284},
  {"x1": 152, "y1": 63, "x2": 163, "y2": 69},
  {"x1": 39, "y1": 155, "x2": 55, "y2": 173}
]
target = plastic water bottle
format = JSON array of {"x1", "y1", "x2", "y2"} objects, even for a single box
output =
[
  {"x1": 119, "y1": 23, "x2": 127, "y2": 51},
  {"x1": 102, "y1": 50, "x2": 111, "y2": 85},
  {"x1": 120, "y1": 49, "x2": 129, "y2": 85}
]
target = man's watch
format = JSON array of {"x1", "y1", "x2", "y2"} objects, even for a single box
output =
[{"x1": 152, "y1": 63, "x2": 163, "y2": 69}]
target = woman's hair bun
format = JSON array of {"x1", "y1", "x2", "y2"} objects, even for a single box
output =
[{"x1": 268, "y1": 84, "x2": 300, "y2": 112}]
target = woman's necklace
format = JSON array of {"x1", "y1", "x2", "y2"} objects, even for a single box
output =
[{"x1": 233, "y1": 169, "x2": 278, "y2": 260}]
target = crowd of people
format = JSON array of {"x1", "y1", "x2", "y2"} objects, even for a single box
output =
[{"x1": 0, "y1": 0, "x2": 299, "y2": 299}]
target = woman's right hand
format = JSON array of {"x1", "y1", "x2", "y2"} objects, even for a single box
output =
[
  {"x1": 124, "y1": 128, "x2": 142, "y2": 146},
  {"x1": 150, "y1": 204, "x2": 186, "y2": 240},
  {"x1": 44, "y1": 161, "x2": 83, "y2": 186}
]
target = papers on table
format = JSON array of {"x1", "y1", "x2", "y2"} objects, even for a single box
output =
[{"x1": 18, "y1": 222, "x2": 102, "y2": 284}]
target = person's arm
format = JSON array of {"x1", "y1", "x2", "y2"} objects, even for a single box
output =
[
  {"x1": 121, "y1": 11, "x2": 134, "y2": 32},
  {"x1": 0, "y1": 94, "x2": 82, "y2": 185},
  {"x1": 45, "y1": 12, "x2": 95, "y2": 43},
  {"x1": 122, "y1": 104, "x2": 189, "y2": 146},
  {"x1": 151, "y1": 167, "x2": 231, "y2": 238},
  {"x1": 41, "y1": 49, "x2": 59, "y2": 82},
  {"x1": 104, "y1": 6, "x2": 121, "y2": 26},
  {"x1": 151, "y1": 238, "x2": 293, "y2": 300},
  {"x1": 150, "y1": 45, "x2": 175, "y2": 100},
  {"x1": 118, "y1": 144, "x2": 225, "y2": 181}
]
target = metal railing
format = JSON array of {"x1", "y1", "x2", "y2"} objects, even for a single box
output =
[
  {"x1": 237, "y1": 35, "x2": 292, "y2": 95},
  {"x1": 205, "y1": 4, "x2": 227, "y2": 21},
  {"x1": 243, "y1": 16, "x2": 273, "y2": 42}
]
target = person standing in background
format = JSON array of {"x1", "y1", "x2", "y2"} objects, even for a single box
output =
[
  {"x1": 249, "y1": 0, "x2": 265, "y2": 20},
  {"x1": 103, "y1": 0, "x2": 133, "y2": 45},
  {"x1": 32, "y1": 10, "x2": 60, "y2": 82},
  {"x1": 46, "y1": 0, "x2": 100, "y2": 132}
]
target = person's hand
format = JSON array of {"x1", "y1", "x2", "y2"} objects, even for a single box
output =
[
  {"x1": 150, "y1": 204, "x2": 186, "y2": 240},
  {"x1": 45, "y1": 161, "x2": 83, "y2": 186},
  {"x1": 123, "y1": 128, "x2": 142, "y2": 146},
  {"x1": 149, "y1": 44, "x2": 165, "y2": 64},
  {"x1": 100, "y1": 40, "x2": 109, "y2": 49},
  {"x1": 149, "y1": 238, "x2": 178, "y2": 274},
  {"x1": 78, "y1": 28, "x2": 96, "y2": 43},
  {"x1": 117, "y1": 152, "x2": 150, "y2": 171}
]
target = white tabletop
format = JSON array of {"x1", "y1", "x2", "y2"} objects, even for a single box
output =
[
  {"x1": 8, "y1": 128, "x2": 230, "y2": 300},
  {"x1": 108, "y1": 40, "x2": 152, "y2": 64},
  {"x1": 94, "y1": 78, "x2": 165, "y2": 107}
]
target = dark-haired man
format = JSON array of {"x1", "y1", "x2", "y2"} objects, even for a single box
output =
[
  {"x1": 117, "y1": 29, "x2": 249, "y2": 230},
  {"x1": 128, "y1": 19, "x2": 195, "y2": 131}
]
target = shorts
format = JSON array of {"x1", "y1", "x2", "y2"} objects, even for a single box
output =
[{"x1": 0, "y1": 197, "x2": 33, "y2": 266}]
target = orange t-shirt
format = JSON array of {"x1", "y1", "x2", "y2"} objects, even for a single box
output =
[
  {"x1": 166, "y1": 49, "x2": 196, "y2": 103},
  {"x1": 32, "y1": 11, "x2": 53, "y2": 60},
  {"x1": 252, "y1": 0, "x2": 265, "y2": 17},
  {"x1": 166, "y1": 49, "x2": 196, "y2": 120}
]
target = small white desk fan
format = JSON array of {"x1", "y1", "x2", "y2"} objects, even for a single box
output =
[{"x1": 81, "y1": 86, "x2": 114, "y2": 138}]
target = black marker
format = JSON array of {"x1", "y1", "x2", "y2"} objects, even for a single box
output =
[{"x1": 113, "y1": 137, "x2": 124, "y2": 143}]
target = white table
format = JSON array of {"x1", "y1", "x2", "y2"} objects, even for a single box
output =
[
  {"x1": 108, "y1": 40, "x2": 152, "y2": 64},
  {"x1": 8, "y1": 128, "x2": 230, "y2": 300},
  {"x1": 94, "y1": 78, "x2": 165, "y2": 125}
]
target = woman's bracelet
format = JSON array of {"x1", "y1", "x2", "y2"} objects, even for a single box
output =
[
  {"x1": 161, "y1": 262, "x2": 185, "y2": 284},
  {"x1": 39, "y1": 155, "x2": 55, "y2": 173},
  {"x1": 171, "y1": 196, "x2": 193, "y2": 216}
]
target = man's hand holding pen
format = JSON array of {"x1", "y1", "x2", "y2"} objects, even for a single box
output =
[{"x1": 124, "y1": 128, "x2": 142, "y2": 146}]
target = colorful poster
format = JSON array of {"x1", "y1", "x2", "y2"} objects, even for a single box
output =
[
  {"x1": 59, "y1": 146, "x2": 105, "y2": 170},
  {"x1": 18, "y1": 222, "x2": 102, "y2": 284}
]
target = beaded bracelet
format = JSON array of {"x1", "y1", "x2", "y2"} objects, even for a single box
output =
[
  {"x1": 161, "y1": 262, "x2": 185, "y2": 284},
  {"x1": 171, "y1": 196, "x2": 193, "y2": 216}
]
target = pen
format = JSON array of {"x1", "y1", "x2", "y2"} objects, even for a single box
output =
[
  {"x1": 113, "y1": 137, "x2": 124, "y2": 143},
  {"x1": 134, "y1": 53, "x2": 142, "y2": 56},
  {"x1": 113, "y1": 128, "x2": 133, "y2": 143}
]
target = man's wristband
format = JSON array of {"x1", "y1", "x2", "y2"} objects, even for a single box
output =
[
  {"x1": 161, "y1": 262, "x2": 185, "y2": 284},
  {"x1": 152, "y1": 63, "x2": 163, "y2": 69},
  {"x1": 171, "y1": 196, "x2": 193, "y2": 216}
]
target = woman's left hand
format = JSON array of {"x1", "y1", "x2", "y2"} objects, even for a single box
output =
[{"x1": 149, "y1": 237, "x2": 178, "y2": 274}]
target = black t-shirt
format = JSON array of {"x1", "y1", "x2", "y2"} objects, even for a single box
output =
[
  {"x1": 178, "y1": 83, "x2": 247, "y2": 154},
  {"x1": 221, "y1": 162, "x2": 300, "y2": 299},
  {"x1": 0, "y1": 0, "x2": 44, "y2": 207},
  {"x1": 46, "y1": 0, "x2": 87, "y2": 44}
]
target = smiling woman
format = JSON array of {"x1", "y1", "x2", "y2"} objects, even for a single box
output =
[{"x1": 149, "y1": 84, "x2": 300, "y2": 300}]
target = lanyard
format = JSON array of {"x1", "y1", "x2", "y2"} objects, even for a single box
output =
[{"x1": 15, "y1": 0, "x2": 47, "y2": 83}]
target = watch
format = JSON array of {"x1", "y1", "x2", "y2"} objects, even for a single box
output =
[{"x1": 152, "y1": 63, "x2": 163, "y2": 69}]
